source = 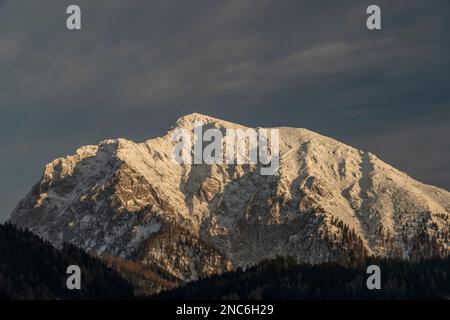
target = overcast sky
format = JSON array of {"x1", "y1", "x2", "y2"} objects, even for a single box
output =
[{"x1": 0, "y1": 0, "x2": 449, "y2": 221}]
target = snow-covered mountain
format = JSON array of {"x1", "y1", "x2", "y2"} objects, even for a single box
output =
[{"x1": 10, "y1": 113, "x2": 450, "y2": 284}]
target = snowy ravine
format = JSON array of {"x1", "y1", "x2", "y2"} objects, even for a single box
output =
[{"x1": 10, "y1": 113, "x2": 450, "y2": 284}]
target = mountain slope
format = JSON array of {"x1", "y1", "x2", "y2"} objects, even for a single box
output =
[
  {"x1": 153, "y1": 256, "x2": 450, "y2": 300},
  {"x1": 10, "y1": 113, "x2": 450, "y2": 288},
  {"x1": 0, "y1": 223, "x2": 133, "y2": 299}
]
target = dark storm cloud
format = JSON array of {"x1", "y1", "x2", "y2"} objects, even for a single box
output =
[{"x1": 0, "y1": 0, "x2": 449, "y2": 221}]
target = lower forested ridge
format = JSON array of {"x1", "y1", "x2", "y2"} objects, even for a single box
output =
[
  {"x1": 152, "y1": 256, "x2": 450, "y2": 300},
  {"x1": 0, "y1": 223, "x2": 133, "y2": 299},
  {"x1": 2, "y1": 222, "x2": 450, "y2": 300}
]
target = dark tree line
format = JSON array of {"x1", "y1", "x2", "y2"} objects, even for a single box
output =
[
  {"x1": 3, "y1": 221, "x2": 450, "y2": 300},
  {"x1": 152, "y1": 256, "x2": 450, "y2": 300},
  {"x1": 0, "y1": 223, "x2": 133, "y2": 300}
]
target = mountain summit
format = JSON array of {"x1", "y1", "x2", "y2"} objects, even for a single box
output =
[{"x1": 10, "y1": 114, "x2": 450, "y2": 285}]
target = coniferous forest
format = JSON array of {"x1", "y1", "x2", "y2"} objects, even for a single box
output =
[
  {"x1": 2, "y1": 222, "x2": 450, "y2": 300},
  {"x1": 0, "y1": 223, "x2": 133, "y2": 299},
  {"x1": 152, "y1": 257, "x2": 450, "y2": 300}
]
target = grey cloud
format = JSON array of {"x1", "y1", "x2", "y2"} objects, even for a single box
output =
[
  {"x1": 352, "y1": 116, "x2": 450, "y2": 190},
  {"x1": 0, "y1": 0, "x2": 449, "y2": 221}
]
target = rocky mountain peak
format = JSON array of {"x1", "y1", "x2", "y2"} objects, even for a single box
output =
[
  {"x1": 171, "y1": 113, "x2": 247, "y2": 132},
  {"x1": 9, "y1": 114, "x2": 450, "y2": 290}
]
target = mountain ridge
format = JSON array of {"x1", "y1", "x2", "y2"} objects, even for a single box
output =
[{"x1": 10, "y1": 114, "x2": 450, "y2": 291}]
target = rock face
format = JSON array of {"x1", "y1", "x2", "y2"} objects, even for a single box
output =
[{"x1": 10, "y1": 113, "x2": 450, "y2": 284}]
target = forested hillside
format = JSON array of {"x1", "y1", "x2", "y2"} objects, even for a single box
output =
[
  {"x1": 153, "y1": 257, "x2": 450, "y2": 300},
  {"x1": 3, "y1": 221, "x2": 450, "y2": 300},
  {"x1": 0, "y1": 223, "x2": 133, "y2": 299}
]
